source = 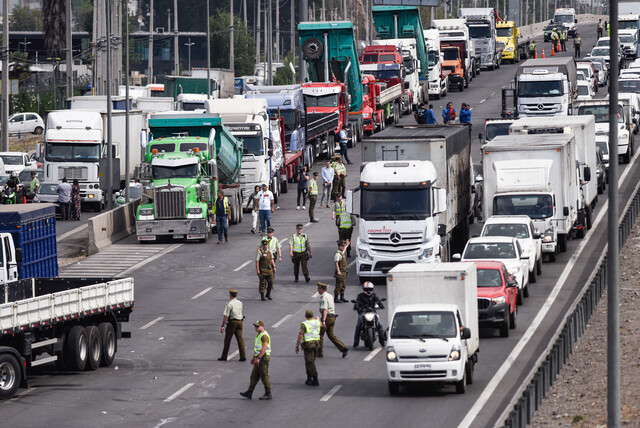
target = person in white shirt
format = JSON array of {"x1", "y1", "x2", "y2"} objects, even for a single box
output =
[
  {"x1": 254, "y1": 183, "x2": 275, "y2": 235},
  {"x1": 320, "y1": 160, "x2": 334, "y2": 208}
]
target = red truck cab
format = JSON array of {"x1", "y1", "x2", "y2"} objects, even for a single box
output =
[
  {"x1": 302, "y1": 82, "x2": 349, "y2": 135},
  {"x1": 361, "y1": 74, "x2": 384, "y2": 134},
  {"x1": 475, "y1": 260, "x2": 518, "y2": 337},
  {"x1": 359, "y1": 45, "x2": 403, "y2": 65}
]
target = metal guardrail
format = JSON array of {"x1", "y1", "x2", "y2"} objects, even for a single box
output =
[{"x1": 499, "y1": 180, "x2": 640, "y2": 427}]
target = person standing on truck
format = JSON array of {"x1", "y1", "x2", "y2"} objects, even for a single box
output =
[
  {"x1": 289, "y1": 223, "x2": 311, "y2": 283},
  {"x1": 442, "y1": 102, "x2": 456, "y2": 124},
  {"x1": 256, "y1": 238, "x2": 276, "y2": 301},
  {"x1": 212, "y1": 189, "x2": 230, "y2": 244},
  {"x1": 56, "y1": 178, "x2": 72, "y2": 221},
  {"x1": 338, "y1": 128, "x2": 353, "y2": 165},
  {"x1": 218, "y1": 288, "x2": 246, "y2": 362},
  {"x1": 307, "y1": 172, "x2": 319, "y2": 223},
  {"x1": 316, "y1": 282, "x2": 348, "y2": 358},
  {"x1": 295, "y1": 309, "x2": 321, "y2": 386},
  {"x1": 597, "y1": 19, "x2": 604, "y2": 39},
  {"x1": 414, "y1": 103, "x2": 427, "y2": 124},
  {"x1": 353, "y1": 281, "x2": 385, "y2": 348},
  {"x1": 239, "y1": 320, "x2": 272, "y2": 400},
  {"x1": 426, "y1": 104, "x2": 437, "y2": 124},
  {"x1": 254, "y1": 183, "x2": 275, "y2": 236},
  {"x1": 247, "y1": 185, "x2": 260, "y2": 234},
  {"x1": 334, "y1": 240, "x2": 349, "y2": 303},
  {"x1": 574, "y1": 34, "x2": 582, "y2": 58},
  {"x1": 528, "y1": 40, "x2": 536, "y2": 58},
  {"x1": 336, "y1": 211, "x2": 355, "y2": 259},
  {"x1": 320, "y1": 160, "x2": 334, "y2": 208},
  {"x1": 296, "y1": 166, "x2": 309, "y2": 210}
]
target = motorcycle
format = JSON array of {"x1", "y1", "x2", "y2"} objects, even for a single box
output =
[
  {"x1": 351, "y1": 298, "x2": 387, "y2": 351},
  {"x1": 2, "y1": 187, "x2": 17, "y2": 205}
]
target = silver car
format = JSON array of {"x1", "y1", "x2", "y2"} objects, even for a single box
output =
[{"x1": 33, "y1": 182, "x2": 61, "y2": 218}]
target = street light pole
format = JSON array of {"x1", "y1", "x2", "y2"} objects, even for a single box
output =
[
  {"x1": 184, "y1": 38, "x2": 195, "y2": 76},
  {"x1": 2, "y1": 0, "x2": 10, "y2": 152}
]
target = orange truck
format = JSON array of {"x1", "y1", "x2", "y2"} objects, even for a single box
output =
[{"x1": 442, "y1": 46, "x2": 466, "y2": 91}]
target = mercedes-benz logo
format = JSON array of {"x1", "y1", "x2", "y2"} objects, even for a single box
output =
[
  {"x1": 537, "y1": 104, "x2": 545, "y2": 110},
  {"x1": 389, "y1": 232, "x2": 402, "y2": 244}
]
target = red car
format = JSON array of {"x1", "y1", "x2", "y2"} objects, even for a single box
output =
[{"x1": 475, "y1": 261, "x2": 518, "y2": 337}]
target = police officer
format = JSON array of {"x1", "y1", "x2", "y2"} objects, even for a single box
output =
[
  {"x1": 597, "y1": 19, "x2": 604, "y2": 39},
  {"x1": 265, "y1": 227, "x2": 282, "y2": 263},
  {"x1": 29, "y1": 171, "x2": 40, "y2": 195},
  {"x1": 240, "y1": 320, "x2": 272, "y2": 400},
  {"x1": 528, "y1": 40, "x2": 536, "y2": 58},
  {"x1": 336, "y1": 210, "x2": 355, "y2": 258},
  {"x1": 218, "y1": 288, "x2": 246, "y2": 361},
  {"x1": 332, "y1": 157, "x2": 347, "y2": 198},
  {"x1": 334, "y1": 240, "x2": 349, "y2": 303},
  {"x1": 574, "y1": 33, "x2": 582, "y2": 58},
  {"x1": 559, "y1": 29, "x2": 567, "y2": 52},
  {"x1": 551, "y1": 28, "x2": 559, "y2": 52},
  {"x1": 295, "y1": 309, "x2": 321, "y2": 386},
  {"x1": 307, "y1": 172, "x2": 319, "y2": 222},
  {"x1": 256, "y1": 238, "x2": 276, "y2": 301},
  {"x1": 289, "y1": 224, "x2": 311, "y2": 283},
  {"x1": 316, "y1": 282, "x2": 348, "y2": 358},
  {"x1": 332, "y1": 193, "x2": 346, "y2": 221}
]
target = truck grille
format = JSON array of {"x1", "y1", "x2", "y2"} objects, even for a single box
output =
[
  {"x1": 154, "y1": 185, "x2": 186, "y2": 219},
  {"x1": 368, "y1": 231, "x2": 423, "y2": 255},
  {"x1": 477, "y1": 298, "x2": 491, "y2": 310},
  {"x1": 400, "y1": 370, "x2": 447, "y2": 379},
  {"x1": 521, "y1": 103, "x2": 560, "y2": 114},
  {"x1": 58, "y1": 166, "x2": 88, "y2": 180}
]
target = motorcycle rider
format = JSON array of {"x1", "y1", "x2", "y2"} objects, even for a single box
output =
[
  {"x1": 3, "y1": 172, "x2": 20, "y2": 204},
  {"x1": 353, "y1": 281, "x2": 385, "y2": 348}
]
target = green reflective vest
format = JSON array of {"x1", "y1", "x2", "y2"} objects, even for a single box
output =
[
  {"x1": 302, "y1": 319, "x2": 321, "y2": 342},
  {"x1": 308, "y1": 178, "x2": 318, "y2": 196},
  {"x1": 334, "y1": 163, "x2": 346, "y2": 176},
  {"x1": 254, "y1": 330, "x2": 271, "y2": 356},
  {"x1": 291, "y1": 233, "x2": 308, "y2": 252},
  {"x1": 338, "y1": 211, "x2": 353, "y2": 229},
  {"x1": 212, "y1": 197, "x2": 230, "y2": 216},
  {"x1": 267, "y1": 236, "x2": 279, "y2": 256},
  {"x1": 30, "y1": 178, "x2": 40, "y2": 192},
  {"x1": 334, "y1": 200, "x2": 346, "y2": 216}
]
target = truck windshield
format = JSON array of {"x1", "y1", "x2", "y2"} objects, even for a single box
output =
[
  {"x1": 391, "y1": 311, "x2": 457, "y2": 339},
  {"x1": 361, "y1": 54, "x2": 378, "y2": 64},
  {"x1": 238, "y1": 135, "x2": 264, "y2": 156},
  {"x1": 279, "y1": 110, "x2": 297, "y2": 132},
  {"x1": 517, "y1": 80, "x2": 563, "y2": 97},
  {"x1": 428, "y1": 51, "x2": 437, "y2": 67},
  {"x1": 591, "y1": 48, "x2": 609, "y2": 57},
  {"x1": 304, "y1": 94, "x2": 339, "y2": 108},
  {"x1": 493, "y1": 194, "x2": 553, "y2": 219},
  {"x1": 477, "y1": 268, "x2": 504, "y2": 287},
  {"x1": 496, "y1": 27, "x2": 512, "y2": 37},
  {"x1": 443, "y1": 50, "x2": 459, "y2": 61},
  {"x1": 485, "y1": 123, "x2": 512, "y2": 141},
  {"x1": 403, "y1": 58, "x2": 415, "y2": 74},
  {"x1": 482, "y1": 223, "x2": 530, "y2": 239},
  {"x1": 468, "y1": 25, "x2": 492, "y2": 38},
  {"x1": 373, "y1": 70, "x2": 402, "y2": 79},
  {"x1": 361, "y1": 188, "x2": 430, "y2": 220},
  {"x1": 618, "y1": 20, "x2": 639, "y2": 30},
  {"x1": 463, "y1": 242, "x2": 516, "y2": 259},
  {"x1": 577, "y1": 105, "x2": 624, "y2": 123},
  {"x1": 620, "y1": 34, "x2": 635, "y2": 43},
  {"x1": 596, "y1": 141, "x2": 608, "y2": 155},
  {"x1": 45, "y1": 143, "x2": 101, "y2": 162},
  {"x1": 0, "y1": 155, "x2": 22, "y2": 165},
  {"x1": 181, "y1": 102, "x2": 205, "y2": 111},
  {"x1": 152, "y1": 164, "x2": 198, "y2": 179},
  {"x1": 554, "y1": 14, "x2": 574, "y2": 23},
  {"x1": 619, "y1": 80, "x2": 640, "y2": 93}
]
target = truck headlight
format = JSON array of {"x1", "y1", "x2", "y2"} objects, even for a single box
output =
[
  {"x1": 508, "y1": 266, "x2": 520, "y2": 275},
  {"x1": 506, "y1": 47, "x2": 514, "y2": 52},
  {"x1": 492, "y1": 295, "x2": 506, "y2": 305},
  {"x1": 619, "y1": 132, "x2": 629, "y2": 142},
  {"x1": 87, "y1": 194, "x2": 95, "y2": 199},
  {"x1": 418, "y1": 247, "x2": 434, "y2": 260},
  {"x1": 544, "y1": 227, "x2": 554, "y2": 242},
  {"x1": 363, "y1": 112, "x2": 371, "y2": 119},
  {"x1": 386, "y1": 346, "x2": 398, "y2": 362},
  {"x1": 139, "y1": 208, "x2": 153, "y2": 216},
  {"x1": 359, "y1": 249, "x2": 373, "y2": 261},
  {"x1": 448, "y1": 345, "x2": 461, "y2": 361}
]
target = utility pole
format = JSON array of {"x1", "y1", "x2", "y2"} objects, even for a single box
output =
[
  {"x1": 174, "y1": 0, "x2": 179, "y2": 76},
  {"x1": 106, "y1": 0, "x2": 113, "y2": 210},
  {"x1": 124, "y1": 0, "x2": 131, "y2": 203},
  {"x1": 185, "y1": 38, "x2": 195, "y2": 75},
  {"x1": 343, "y1": 0, "x2": 347, "y2": 20},
  {"x1": 291, "y1": 0, "x2": 295, "y2": 81},
  {"x1": 2, "y1": 0, "x2": 9, "y2": 152},
  {"x1": 230, "y1": 0, "x2": 235, "y2": 72},
  {"x1": 243, "y1": 0, "x2": 247, "y2": 28},
  {"x1": 206, "y1": 0, "x2": 211, "y2": 99},
  {"x1": 275, "y1": 0, "x2": 280, "y2": 62},
  {"x1": 148, "y1": 0, "x2": 154, "y2": 84},
  {"x1": 66, "y1": 0, "x2": 73, "y2": 101},
  {"x1": 267, "y1": 0, "x2": 273, "y2": 84},
  {"x1": 299, "y1": 0, "x2": 308, "y2": 82},
  {"x1": 256, "y1": 0, "x2": 261, "y2": 64}
]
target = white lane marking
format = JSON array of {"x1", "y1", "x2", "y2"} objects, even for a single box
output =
[
  {"x1": 478, "y1": 98, "x2": 487, "y2": 104},
  {"x1": 281, "y1": 238, "x2": 289, "y2": 244},
  {"x1": 311, "y1": 292, "x2": 320, "y2": 298},
  {"x1": 364, "y1": 347, "x2": 382, "y2": 362},
  {"x1": 459, "y1": 147, "x2": 639, "y2": 427},
  {"x1": 320, "y1": 385, "x2": 342, "y2": 402},
  {"x1": 347, "y1": 259, "x2": 356, "y2": 269},
  {"x1": 273, "y1": 314, "x2": 293, "y2": 328},
  {"x1": 304, "y1": 222, "x2": 312, "y2": 227},
  {"x1": 140, "y1": 316, "x2": 164, "y2": 330},
  {"x1": 233, "y1": 260, "x2": 252, "y2": 272},
  {"x1": 119, "y1": 244, "x2": 182, "y2": 276},
  {"x1": 57, "y1": 224, "x2": 88, "y2": 242},
  {"x1": 228, "y1": 350, "x2": 239, "y2": 360},
  {"x1": 191, "y1": 287, "x2": 212, "y2": 300},
  {"x1": 490, "y1": 91, "x2": 497, "y2": 96},
  {"x1": 164, "y1": 383, "x2": 194, "y2": 402}
]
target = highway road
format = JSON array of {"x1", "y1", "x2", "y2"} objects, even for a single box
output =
[{"x1": 3, "y1": 21, "x2": 632, "y2": 427}]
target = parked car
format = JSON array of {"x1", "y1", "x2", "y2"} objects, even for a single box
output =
[
  {"x1": 576, "y1": 80, "x2": 595, "y2": 101},
  {"x1": 32, "y1": 182, "x2": 61, "y2": 217},
  {"x1": 475, "y1": 260, "x2": 518, "y2": 337},
  {"x1": 543, "y1": 24, "x2": 566, "y2": 42},
  {"x1": 0, "y1": 152, "x2": 33, "y2": 174},
  {"x1": 4, "y1": 113, "x2": 45, "y2": 135}
]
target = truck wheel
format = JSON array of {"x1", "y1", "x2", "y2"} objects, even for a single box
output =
[
  {"x1": 238, "y1": 197, "x2": 244, "y2": 223},
  {"x1": 85, "y1": 325, "x2": 102, "y2": 371},
  {"x1": 510, "y1": 306, "x2": 517, "y2": 329},
  {"x1": 548, "y1": 251, "x2": 557, "y2": 263},
  {"x1": 66, "y1": 325, "x2": 88, "y2": 371},
  {"x1": 500, "y1": 316, "x2": 510, "y2": 337},
  {"x1": 464, "y1": 74, "x2": 469, "y2": 88},
  {"x1": 624, "y1": 148, "x2": 631, "y2": 164},
  {"x1": 465, "y1": 360, "x2": 474, "y2": 384},
  {"x1": 388, "y1": 381, "x2": 400, "y2": 395},
  {"x1": 455, "y1": 369, "x2": 467, "y2": 394},
  {"x1": 516, "y1": 289, "x2": 523, "y2": 305},
  {"x1": 529, "y1": 264, "x2": 538, "y2": 283},
  {"x1": 0, "y1": 354, "x2": 20, "y2": 398},
  {"x1": 523, "y1": 281, "x2": 530, "y2": 298},
  {"x1": 98, "y1": 322, "x2": 116, "y2": 367},
  {"x1": 558, "y1": 234, "x2": 568, "y2": 252},
  {"x1": 537, "y1": 257, "x2": 543, "y2": 275},
  {"x1": 281, "y1": 176, "x2": 288, "y2": 194},
  {"x1": 586, "y1": 206, "x2": 592, "y2": 230},
  {"x1": 514, "y1": 52, "x2": 520, "y2": 63}
]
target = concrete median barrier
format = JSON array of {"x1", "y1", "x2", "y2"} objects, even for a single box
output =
[
  {"x1": 519, "y1": 14, "x2": 607, "y2": 39},
  {"x1": 87, "y1": 202, "x2": 137, "y2": 255}
]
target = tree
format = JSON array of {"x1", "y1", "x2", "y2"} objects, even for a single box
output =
[
  {"x1": 273, "y1": 51, "x2": 295, "y2": 85},
  {"x1": 210, "y1": 11, "x2": 256, "y2": 76},
  {"x1": 42, "y1": 0, "x2": 67, "y2": 56},
  {"x1": 10, "y1": 6, "x2": 43, "y2": 31}
]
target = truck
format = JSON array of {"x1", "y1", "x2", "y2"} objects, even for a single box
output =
[
  {"x1": 511, "y1": 57, "x2": 577, "y2": 117},
  {"x1": 359, "y1": 69, "x2": 403, "y2": 134},
  {"x1": 496, "y1": 21, "x2": 530, "y2": 64},
  {"x1": 191, "y1": 68, "x2": 235, "y2": 99},
  {"x1": 423, "y1": 29, "x2": 450, "y2": 99},
  {"x1": 205, "y1": 98, "x2": 285, "y2": 206},
  {"x1": 553, "y1": 8, "x2": 577, "y2": 37},
  {"x1": 460, "y1": 8, "x2": 502, "y2": 70},
  {"x1": 350, "y1": 125, "x2": 472, "y2": 282},
  {"x1": 442, "y1": 46, "x2": 467, "y2": 91},
  {"x1": 298, "y1": 21, "x2": 365, "y2": 144},
  {"x1": 482, "y1": 134, "x2": 581, "y2": 261},
  {"x1": 135, "y1": 97, "x2": 175, "y2": 114},
  {"x1": 433, "y1": 19, "x2": 479, "y2": 88},
  {"x1": 136, "y1": 114, "x2": 243, "y2": 242},
  {"x1": 371, "y1": 38, "x2": 422, "y2": 112},
  {"x1": 618, "y1": 13, "x2": 640, "y2": 34},
  {"x1": 509, "y1": 115, "x2": 597, "y2": 238},
  {"x1": 164, "y1": 72, "x2": 234, "y2": 102},
  {"x1": 385, "y1": 263, "x2": 479, "y2": 395}
]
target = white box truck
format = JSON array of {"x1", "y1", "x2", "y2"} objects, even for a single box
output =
[
  {"x1": 423, "y1": 29, "x2": 449, "y2": 99},
  {"x1": 385, "y1": 263, "x2": 479, "y2": 395},
  {"x1": 482, "y1": 134, "x2": 581, "y2": 261}
]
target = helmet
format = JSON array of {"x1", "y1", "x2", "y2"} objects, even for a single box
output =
[
  {"x1": 363, "y1": 281, "x2": 374, "y2": 292},
  {"x1": 9, "y1": 172, "x2": 16, "y2": 178}
]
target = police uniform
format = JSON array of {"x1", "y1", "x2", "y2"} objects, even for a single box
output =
[
  {"x1": 307, "y1": 173, "x2": 319, "y2": 222},
  {"x1": 333, "y1": 160, "x2": 347, "y2": 198},
  {"x1": 266, "y1": 228, "x2": 281, "y2": 262},
  {"x1": 317, "y1": 283, "x2": 348, "y2": 358},
  {"x1": 330, "y1": 156, "x2": 341, "y2": 200},
  {"x1": 334, "y1": 242, "x2": 348, "y2": 302},
  {"x1": 333, "y1": 197, "x2": 346, "y2": 220},
  {"x1": 337, "y1": 211, "x2": 355, "y2": 257},
  {"x1": 560, "y1": 29, "x2": 566, "y2": 52},
  {"x1": 240, "y1": 320, "x2": 272, "y2": 400},
  {"x1": 219, "y1": 289, "x2": 246, "y2": 361},
  {"x1": 256, "y1": 241, "x2": 275, "y2": 300},
  {"x1": 296, "y1": 309, "x2": 320, "y2": 386},
  {"x1": 528, "y1": 41, "x2": 536, "y2": 57},
  {"x1": 290, "y1": 225, "x2": 310, "y2": 283}
]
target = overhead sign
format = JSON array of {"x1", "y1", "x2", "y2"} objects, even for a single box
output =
[{"x1": 373, "y1": 0, "x2": 441, "y2": 5}]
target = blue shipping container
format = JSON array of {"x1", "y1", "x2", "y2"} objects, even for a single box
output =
[{"x1": 0, "y1": 204, "x2": 58, "y2": 279}]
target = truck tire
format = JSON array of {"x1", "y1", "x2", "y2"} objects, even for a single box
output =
[
  {"x1": 500, "y1": 315, "x2": 510, "y2": 337},
  {"x1": 558, "y1": 234, "x2": 568, "y2": 252},
  {"x1": 623, "y1": 147, "x2": 631, "y2": 164},
  {"x1": 529, "y1": 264, "x2": 538, "y2": 283},
  {"x1": 85, "y1": 325, "x2": 102, "y2": 371},
  {"x1": 537, "y1": 257, "x2": 543, "y2": 275},
  {"x1": 455, "y1": 369, "x2": 467, "y2": 394},
  {"x1": 0, "y1": 354, "x2": 21, "y2": 398},
  {"x1": 302, "y1": 38, "x2": 324, "y2": 60},
  {"x1": 388, "y1": 381, "x2": 400, "y2": 395},
  {"x1": 281, "y1": 176, "x2": 288, "y2": 194},
  {"x1": 509, "y1": 306, "x2": 517, "y2": 329},
  {"x1": 66, "y1": 325, "x2": 88, "y2": 371},
  {"x1": 98, "y1": 322, "x2": 116, "y2": 367},
  {"x1": 465, "y1": 360, "x2": 474, "y2": 385}
]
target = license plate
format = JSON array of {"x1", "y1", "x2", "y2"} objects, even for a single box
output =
[
  {"x1": 138, "y1": 236, "x2": 156, "y2": 241},
  {"x1": 173, "y1": 234, "x2": 184, "y2": 239},
  {"x1": 187, "y1": 234, "x2": 205, "y2": 239},
  {"x1": 414, "y1": 363, "x2": 431, "y2": 369}
]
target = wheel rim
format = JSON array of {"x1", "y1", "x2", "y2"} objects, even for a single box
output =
[
  {"x1": 106, "y1": 331, "x2": 115, "y2": 358},
  {"x1": 79, "y1": 336, "x2": 87, "y2": 362},
  {"x1": 91, "y1": 336, "x2": 101, "y2": 362},
  {"x1": 0, "y1": 361, "x2": 16, "y2": 391}
]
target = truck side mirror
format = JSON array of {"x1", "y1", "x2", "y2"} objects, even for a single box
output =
[
  {"x1": 478, "y1": 133, "x2": 483, "y2": 141},
  {"x1": 575, "y1": 19, "x2": 577, "y2": 23},
  {"x1": 36, "y1": 143, "x2": 43, "y2": 160},
  {"x1": 533, "y1": 232, "x2": 541, "y2": 239},
  {"x1": 346, "y1": 190, "x2": 354, "y2": 213},
  {"x1": 15, "y1": 248, "x2": 23, "y2": 264},
  {"x1": 268, "y1": 149, "x2": 274, "y2": 157},
  {"x1": 583, "y1": 166, "x2": 591, "y2": 182},
  {"x1": 461, "y1": 327, "x2": 471, "y2": 340},
  {"x1": 435, "y1": 188, "x2": 447, "y2": 213},
  {"x1": 208, "y1": 128, "x2": 217, "y2": 154},
  {"x1": 563, "y1": 206, "x2": 569, "y2": 216},
  {"x1": 452, "y1": 253, "x2": 461, "y2": 261},
  {"x1": 438, "y1": 223, "x2": 447, "y2": 237},
  {"x1": 140, "y1": 130, "x2": 148, "y2": 149}
]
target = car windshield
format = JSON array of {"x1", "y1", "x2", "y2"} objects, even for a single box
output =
[
  {"x1": 485, "y1": 123, "x2": 512, "y2": 141},
  {"x1": 619, "y1": 20, "x2": 639, "y2": 30},
  {"x1": 428, "y1": 51, "x2": 437, "y2": 67},
  {"x1": 554, "y1": 14, "x2": 574, "y2": 23},
  {"x1": 597, "y1": 141, "x2": 608, "y2": 154},
  {"x1": 596, "y1": 39, "x2": 609, "y2": 47},
  {"x1": 518, "y1": 80, "x2": 563, "y2": 97},
  {"x1": 619, "y1": 80, "x2": 640, "y2": 93},
  {"x1": 151, "y1": 164, "x2": 198, "y2": 179},
  {"x1": 577, "y1": 67, "x2": 591, "y2": 77},
  {"x1": 237, "y1": 135, "x2": 263, "y2": 156},
  {"x1": 391, "y1": 311, "x2": 457, "y2": 339},
  {"x1": 463, "y1": 242, "x2": 516, "y2": 259},
  {"x1": 578, "y1": 85, "x2": 590, "y2": 95},
  {"x1": 620, "y1": 34, "x2": 635, "y2": 43},
  {"x1": 493, "y1": 194, "x2": 553, "y2": 219},
  {"x1": 578, "y1": 105, "x2": 624, "y2": 123},
  {"x1": 477, "y1": 268, "x2": 504, "y2": 287},
  {"x1": 468, "y1": 25, "x2": 492, "y2": 38},
  {"x1": 0, "y1": 155, "x2": 23, "y2": 165},
  {"x1": 483, "y1": 223, "x2": 530, "y2": 239},
  {"x1": 45, "y1": 144, "x2": 101, "y2": 162},
  {"x1": 496, "y1": 27, "x2": 512, "y2": 37},
  {"x1": 37, "y1": 183, "x2": 59, "y2": 195},
  {"x1": 304, "y1": 94, "x2": 339, "y2": 108},
  {"x1": 19, "y1": 170, "x2": 43, "y2": 182},
  {"x1": 361, "y1": 187, "x2": 430, "y2": 220},
  {"x1": 577, "y1": 73, "x2": 586, "y2": 81},
  {"x1": 591, "y1": 48, "x2": 609, "y2": 57}
]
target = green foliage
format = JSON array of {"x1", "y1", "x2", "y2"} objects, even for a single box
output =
[
  {"x1": 74, "y1": 0, "x2": 94, "y2": 35},
  {"x1": 210, "y1": 11, "x2": 256, "y2": 76},
  {"x1": 10, "y1": 6, "x2": 43, "y2": 31},
  {"x1": 571, "y1": 415, "x2": 584, "y2": 423},
  {"x1": 273, "y1": 51, "x2": 296, "y2": 85}
]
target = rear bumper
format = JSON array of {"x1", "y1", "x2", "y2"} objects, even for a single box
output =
[{"x1": 136, "y1": 218, "x2": 207, "y2": 240}]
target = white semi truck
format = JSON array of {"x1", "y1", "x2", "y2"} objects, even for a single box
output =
[
  {"x1": 460, "y1": 8, "x2": 502, "y2": 70},
  {"x1": 423, "y1": 29, "x2": 450, "y2": 99},
  {"x1": 433, "y1": 19, "x2": 479, "y2": 85},
  {"x1": 553, "y1": 8, "x2": 577, "y2": 37}
]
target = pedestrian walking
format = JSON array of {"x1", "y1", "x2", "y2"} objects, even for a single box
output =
[
  {"x1": 56, "y1": 178, "x2": 72, "y2": 221},
  {"x1": 574, "y1": 34, "x2": 582, "y2": 58},
  {"x1": 316, "y1": 283, "x2": 348, "y2": 358},
  {"x1": 218, "y1": 288, "x2": 246, "y2": 361},
  {"x1": 239, "y1": 320, "x2": 272, "y2": 400},
  {"x1": 308, "y1": 172, "x2": 319, "y2": 222},
  {"x1": 414, "y1": 102, "x2": 427, "y2": 124},
  {"x1": 265, "y1": 227, "x2": 282, "y2": 263},
  {"x1": 528, "y1": 40, "x2": 536, "y2": 58},
  {"x1": 338, "y1": 128, "x2": 353, "y2": 164},
  {"x1": 71, "y1": 179, "x2": 81, "y2": 221},
  {"x1": 336, "y1": 210, "x2": 355, "y2": 258},
  {"x1": 332, "y1": 194, "x2": 346, "y2": 221},
  {"x1": 334, "y1": 240, "x2": 349, "y2": 303},
  {"x1": 256, "y1": 238, "x2": 276, "y2": 301},
  {"x1": 442, "y1": 102, "x2": 456, "y2": 124},
  {"x1": 247, "y1": 185, "x2": 261, "y2": 234},
  {"x1": 459, "y1": 103, "x2": 472, "y2": 125},
  {"x1": 296, "y1": 166, "x2": 309, "y2": 210},
  {"x1": 559, "y1": 29, "x2": 567, "y2": 52},
  {"x1": 295, "y1": 309, "x2": 321, "y2": 386},
  {"x1": 332, "y1": 157, "x2": 347, "y2": 198},
  {"x1": 289, "y1": 223, "x2": 311, "y2": 283},
  {"x1": 254, "y1": 183, "x2": 275, "y2": 235},
  {"x1": 426, "y1": 104, "x2": 437, "y2": 124},
  {"x1": 212, "y1": 189, "x2": 230, "y2": 244},
  {"x1": 606, "y1": 21, "x2": 610, "y2": 37},
  {"x1": 320, "y1": 160, "x2": 334, "y2": 208},
  {"x1": 597, "y1": 19, "x2": 603, "y2": 39}
]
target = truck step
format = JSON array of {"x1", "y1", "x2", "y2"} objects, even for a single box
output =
[
  {"x1": 30, "y1": 355, "x2": 58, "y2": 367},
  {"x1": 31, "y1": 338, "x2": 58, "y2": 349}
]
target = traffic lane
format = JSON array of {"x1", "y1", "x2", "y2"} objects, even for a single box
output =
[{"x1": 55, "y1": 209, "x2": 101, "y2": 237}]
